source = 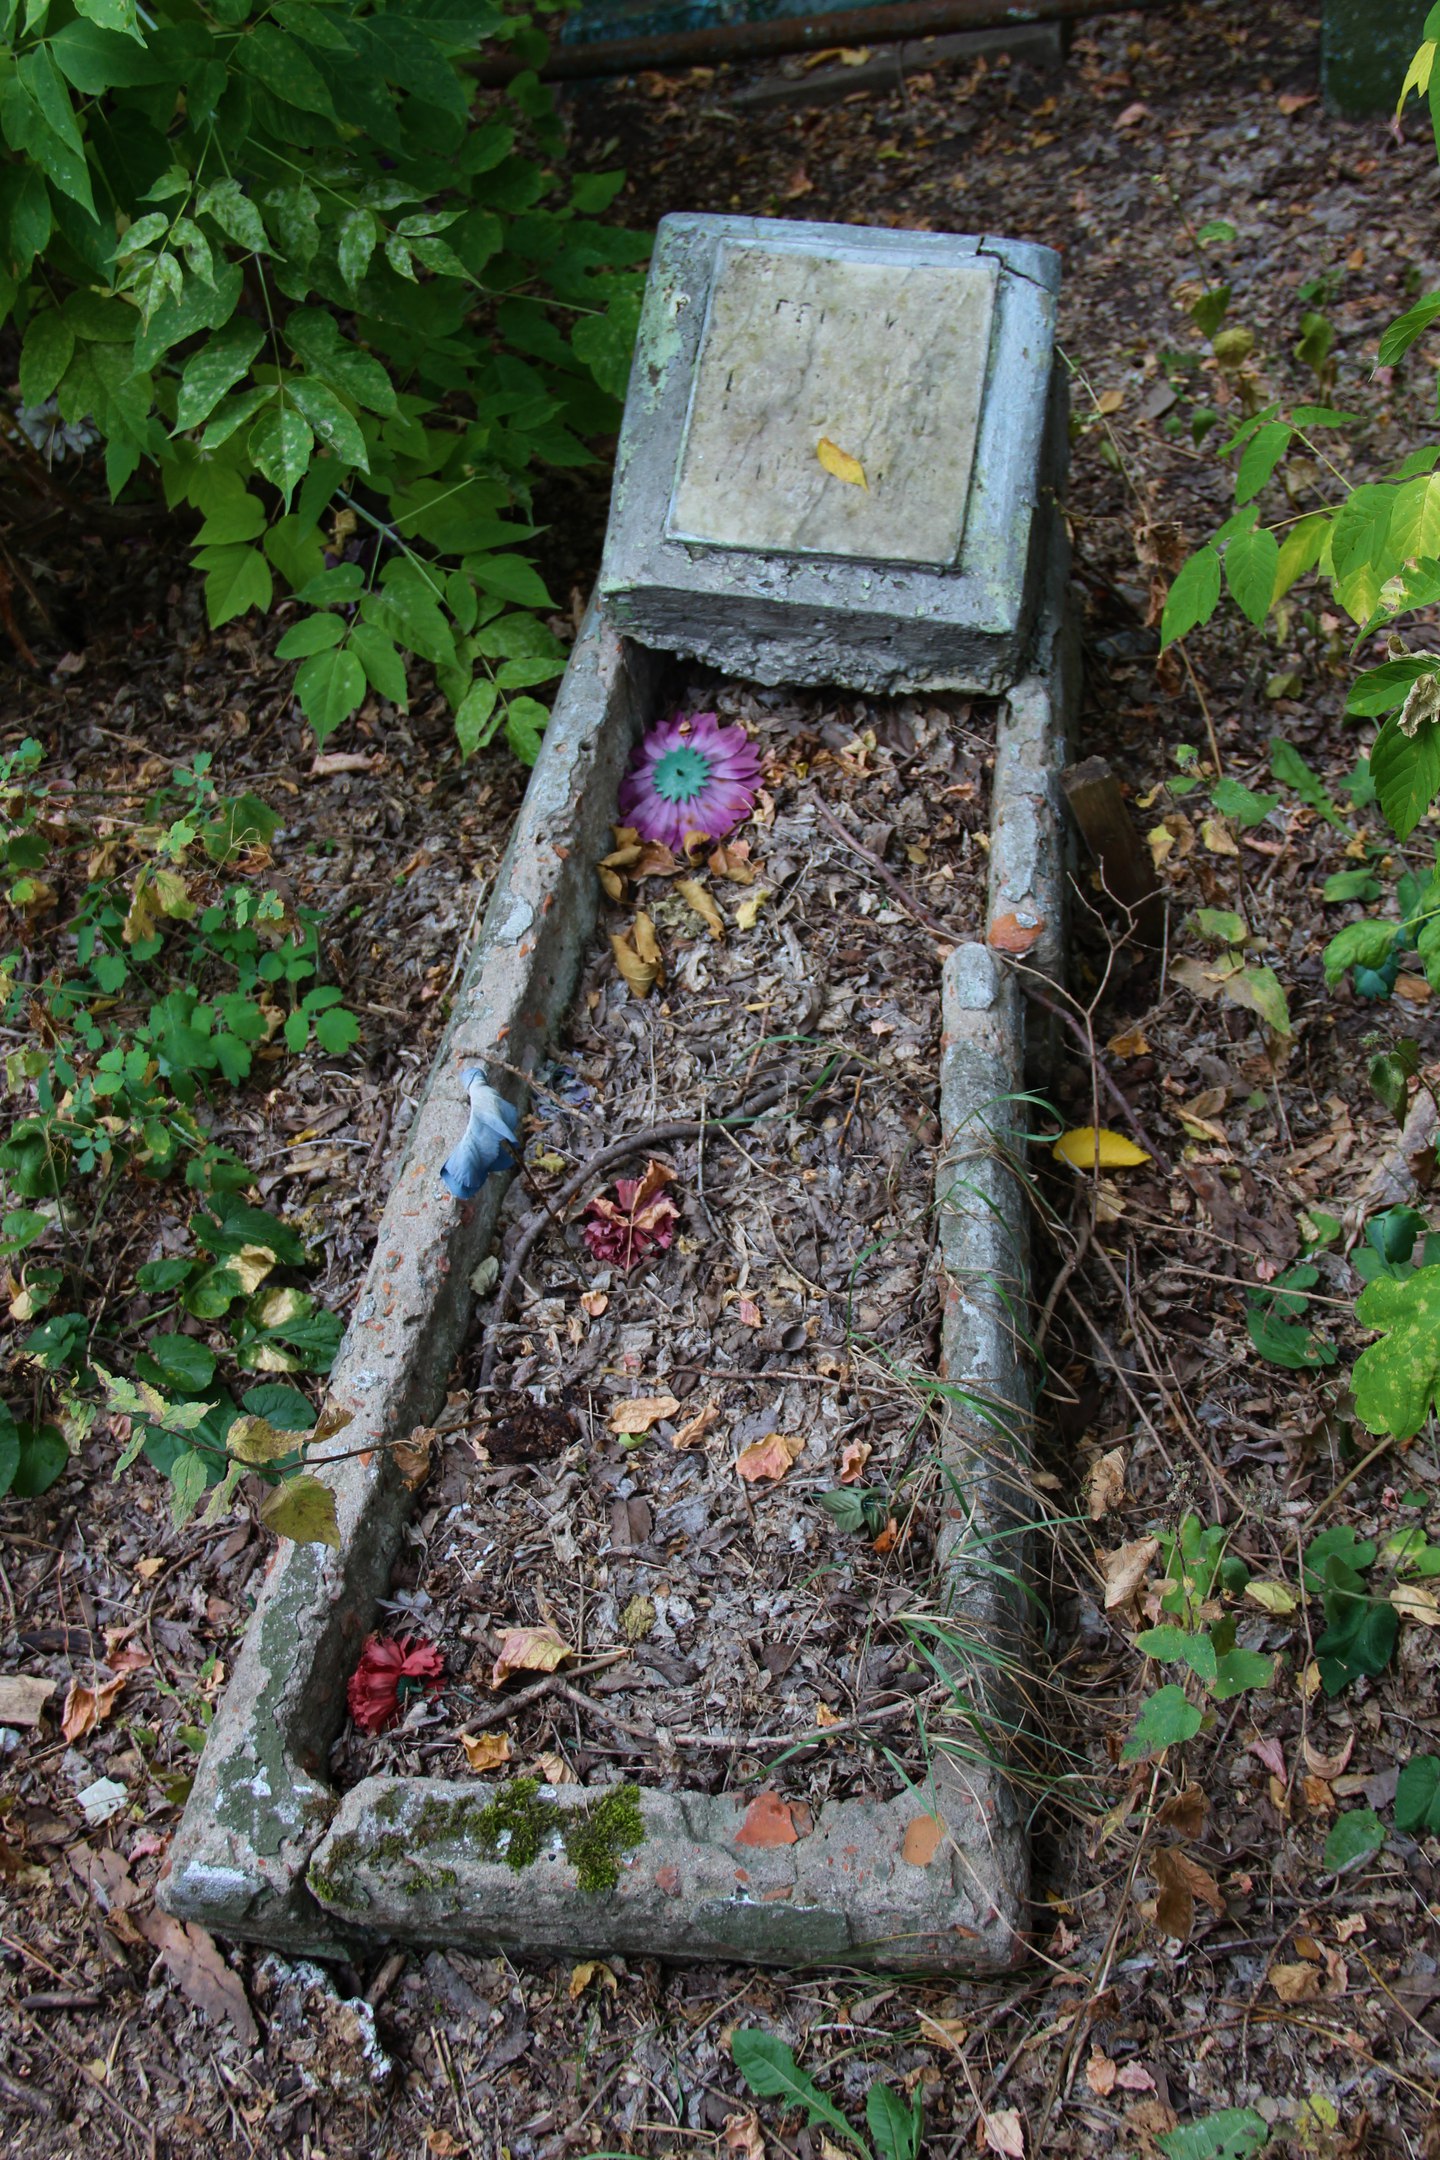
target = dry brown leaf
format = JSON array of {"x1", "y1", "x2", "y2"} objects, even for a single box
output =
[
  {"x1": 707, "y1": 838, "x2": 757, "y2": 884},
  {"x1": 608, "y1": 1394, "x2": 680, "y2": 1437},
  {"x1": 137, "y1": 1910, "x2": 258, "y2": 2045},
  {"x1": 1101, "y1": 1536, "x2": 1159, "y2": 1609},
  {"x1": 814, "y1": 1702, "x2": 840, "y2": 1728},
  {"x1": 1107, "y1": 1024, "x2": 1150, "y2": 1059},
  {"x1": 0, "y1": 1676, "x2": 54, "y2": 1727},
  {"x1": 459, "y1": 1731, "x2": 511, "y2": 1774},
  {"x1": 580, "y1": 1291, "x2": 609, "y2": 1318},
  {"x1": 988, "y1": 910, "x2": 1045, "y2": 954},
  {"x1": 570, "y1": 1959, "x2": 619, "y2": 2001},
  {"x1": 735, "y1": 1432, "x2": 805, "y2": 1484},
  {"x1": 1085, "y1": 1447, "x2": 1126, "y2": 1520},
  {"x1": 735, "y1": 888, "x2": 770, "y2": 932},
  {"x1": 1200, "y1": 814, "x2": 1240, "y2": 856},
  {"x1": 872, "y1": 1517, "x2": 900, "y2": 1553},
  {"x1": 723, "y1": 2110, "x2": 765, "y2": 2160},
  {"x1": 392, "y1": 1424, "x2": 434, "y2": 1490},
  {"x1": 1151, "y1": 1845, "x2": 1224, "y2": 1942},
  {"x1": 1117, "y1": 2064, "x2": 1156, "y2": 2092},
  {"x1": 981, "y1": 2107, "x2": 1026, "y2": 2158},
  {"x1": 490, "y1": 1625, "x2": 572, "y2": 1690},
  {"x1": 838, "y1": 1438, "x2": 871, "y2": 1484},
  {"x1": 1086, "y1": 2051, "x2": 1118, "y2": 2098},
  {"x1": 1393, "y1": 1582, "x2": 1440, "y2": 1627},
  {"x1": 675, "y1": 877, "x2": 726, "y2": 940},
  {"x1": 61, "y1": 1672, "x2": 128, "y2": 1744},
  {"x1": 1270, "y1": 1961, "x2": 1322, "y2": 2003},
  {"x1": 1394, "y1": 971, "x2": 1431, "y2": 1004},
  {"x1": 671, "y1": 1399, "x2": 721, "y2": 1451},
  {"x1": 1157, "y1": 1785, "x2": 1208, "y2": 1841},
  {"x1": 737, "y1": 1296, "x2": 762, "y2": 1328},
  {"x1": 612, "y1": 912, "x2": 663, "y2": 998},
  {"x1": 534, "y1": 1750, "x2": 575, "y2": 1785},
  {"x1": 916, "y1": 2011, "x2": 968, "y2": 2054},
  {"x1": 1302, "y1": 1732, "x2": 1354, "y2": 1781}
]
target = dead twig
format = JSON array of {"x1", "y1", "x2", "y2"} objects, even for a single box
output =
[{"x1": 809, "y1": 790, "x2": 961, "y2": 945}]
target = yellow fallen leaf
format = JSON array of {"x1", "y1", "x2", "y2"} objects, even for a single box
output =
[
  {"x1": 817, "y1": 435, "x2": 867, "y2": 489},
  {"x1": 735, "y1": 888, "x2": 770, "y2": 932},
  {"x1": 1107, "y1": 1024, "x2": 1150, "y2": 1059},
  {"x1": 1245, "y1": 1579, "x2": 1299, "y2": 1616},
  {"x1": 1052, "y1": 1126, "x2": 1151, "y2": 1171},
  {"x1": 735, "y1": 1431, "x2": 805, "y2": 1484},
  {"x1": 569, "y1": 1959, "x2": 618, "y2": 2001},
  {"x1": 612, "y1": 911, "x2": 663, "y2": 998},
  {"x1": 490, "y1": 1625, "x2": 572, "y2": 1689},
  {"x1": 1201, "y1": 815, "x2": 1240, "y2": 857},
  {"x1": 608, "y1": 1394, "x2": 680, "y2": 1436},
  {"x1": 460, "y1": 1731, "x2": 511, "y2": 1773},
  {"x1": 1096, "y1": 388, "x2": 1124, "y2": 415},
  {"x1": 675, "y1": 877, "x2": 725, "y2": 941},
  {"x1": 815, "y1": 1702, "x2": 841, "y2": 1728},
  {"x1": 1392, "y1": 1582, "x2": 1440, "y2": 1627}
]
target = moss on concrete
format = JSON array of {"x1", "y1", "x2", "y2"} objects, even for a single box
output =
[{"x1": 306, "y1": 1780, "x2": 645, "y2": 1910}]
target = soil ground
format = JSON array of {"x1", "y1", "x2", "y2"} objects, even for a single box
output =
[{"x1": 5, "y1": 2, "x2": 1440, "y2": 2155}]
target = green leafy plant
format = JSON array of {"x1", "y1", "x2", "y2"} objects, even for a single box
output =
[
  {"x1": 1244, "y1": 1265, "x2": 1336, "y2": 1372},
  {"x1": 1, "y1": 737, "x2": 351, "y2": 1536},
  {"x1": 730, "y1": 2031, "x2": 922, "y2": 2160},
  {"x1": 1395, "y1": 1751, "x2": 1440, "y2": 1835},
  {"x1": 1157, "y1": 2110, "x2": 1269, "y2": 2160},
  {"x1": 818, "y1": 1484, "x2": 892, "y2": 1538},
  {"x1": 1304, "y1": 1526, "x2": 1397, "y2": 1696},
  {"x1": 1, "y1": 0, "x2": 646, "y2": 763},
  {"x1": 1125, "y1": 1517, "x2": 1270, "y2": 1760}
]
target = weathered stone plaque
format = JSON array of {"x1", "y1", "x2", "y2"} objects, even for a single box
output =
[
  {"x1": 668, "y1": 247, "x2": 997, "y2": 566},
  {"x1": 599, "y1": 215, "x2": 1062, "y2": 694}
]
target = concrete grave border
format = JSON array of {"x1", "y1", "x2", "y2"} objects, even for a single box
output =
[
  {"x1": 598, "y1": 215, "x2": 1063, "y2": 697},
  {"x1": 161, "y1": 561, "x2": 1073, "y2": 1976}
]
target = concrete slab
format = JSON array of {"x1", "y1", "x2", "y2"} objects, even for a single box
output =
[
  {"x1": 599, "y1": 215, "x2": 1062, "y2": 695},
  {"x1": 670, "y1": 247, "x2": 996, "y2": 566}
]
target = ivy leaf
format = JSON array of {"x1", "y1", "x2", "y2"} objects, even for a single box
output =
[
  {"x1": 19, "y1": 310, "x2": 75, "y2": 405},
  {"x1": 336, "y1": 205, "x2": 378, "y2": 291},
  {"x1": 1372, "y1": 710, "x2": 1440, "y2": 843},
  {"x1": 174, "y1": 318, "x2": 266, "y2": 432},
  {"x1": 201, "y1": 545, "x2": 273, "y2": 629},
  {"x1": 259, "y1": 1472, "x2": 340, "y2": 1547},
  {"x1": 1323, "y1": 1807, "x2": 1386, "y2": 1873},
  {"x1": 349, "y1": 624, "x2": 409, "y2": 709},
  {"x1": 1353, "y1": 1263, "x2": 1440, "y2": 1437},
  {"x1": 294, "y1": 646, "x2": 366, "y2": 748},
  {"x1": 1122, "y1": 1684, "x2": 1203, "y2": 1762},
  {"x1": 1224, "y1": 524, "x2": 1280, "y2": 625},
  {"x1": 1156, "y1": 2112, "x2": 1269, "y2": 2160},
  {"x1": 1234, "y1": 421, "x2": 1291, "y2": 504},
  {"x1": 1395, "y1": 1753, "x2": 1440, "y2": 1833},
  {"x1": 287, "y1": 377, "x2": 368, "y2": 471},
  {"x1": 249, "y1": 407, "x2": 313, "y2": 507},
  {"x1": 1161, "y1": 547, "x2": 1222, "y2": 646}
]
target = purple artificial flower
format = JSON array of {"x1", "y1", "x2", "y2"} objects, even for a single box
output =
[{"x1": 617, "y1": 712, "x2": 761, "y2": 852}]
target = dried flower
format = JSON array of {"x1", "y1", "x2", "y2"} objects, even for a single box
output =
[
  {"x1": 582, "y1": 1158, "x2": 679, "y2": 1272},
  {"x1": 347, "y1": 1633, "x2": 444, "y2": 1734},
  {"x1": 617, "y1": 712, "x2": 760, "y2": 851}
]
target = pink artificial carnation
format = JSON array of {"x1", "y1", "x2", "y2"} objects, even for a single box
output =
[
  {"x1": 347, "y1": 1633, "x2": 444, "y2": 1735},
  {"x1": 617, "y1": 711, "x2": 761, "y2": 852}
]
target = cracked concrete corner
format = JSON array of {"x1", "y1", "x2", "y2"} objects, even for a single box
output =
[{"x1": 160, "y1": 613, "x2": 664, "y2": 1950}]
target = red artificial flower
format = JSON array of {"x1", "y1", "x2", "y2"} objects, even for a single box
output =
[
  {"x1": 347, "y1": 1633, "x2": 444, "y2": 1735},
  {"x1": 582, "y1": 1158, "x2": 680, "y2": 1272}
]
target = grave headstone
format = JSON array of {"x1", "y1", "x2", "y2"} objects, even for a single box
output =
[{"x1": 599, "y1": 215, "x2": 1062, "y2": 695}]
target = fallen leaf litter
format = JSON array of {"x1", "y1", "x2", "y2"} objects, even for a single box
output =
[{"x1": 330, "y1": 676, "x2": 995, "y2": 1801}]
